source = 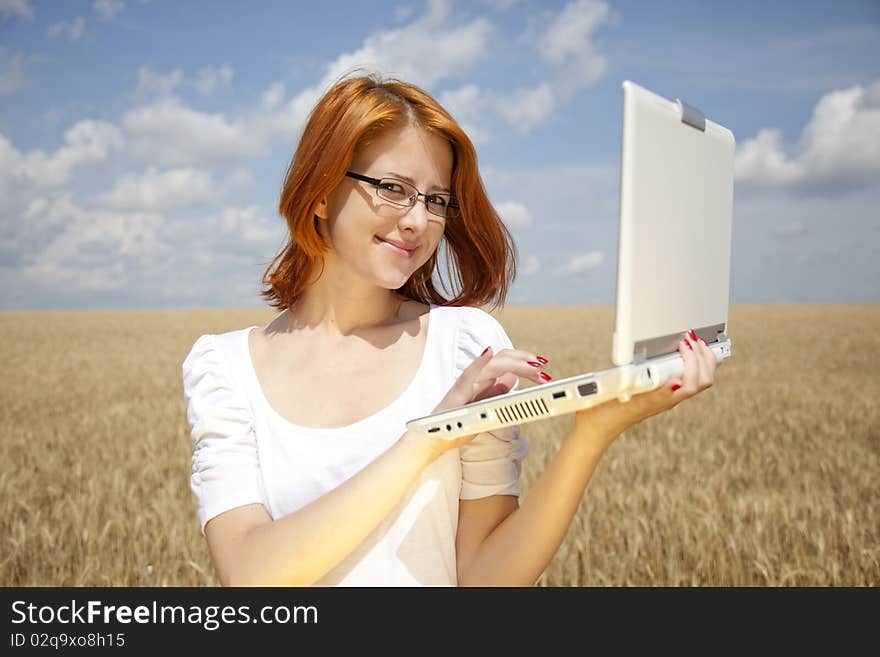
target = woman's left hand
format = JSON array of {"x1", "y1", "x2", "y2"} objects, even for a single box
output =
[{"x1": 573, "y1": 330, "x2": 719, "y2": 452}]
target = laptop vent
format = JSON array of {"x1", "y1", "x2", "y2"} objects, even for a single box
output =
[{"x1": 494, "y1": 398, "x2": 550, "y2": 423}]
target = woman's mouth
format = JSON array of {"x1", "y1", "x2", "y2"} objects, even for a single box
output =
[{"x1": 375, "y1": 236, "x2": 416, "y2": 258}]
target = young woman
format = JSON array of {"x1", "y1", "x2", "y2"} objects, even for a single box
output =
[{"x1": 181, "y1": 73, "x2": 718, "y2": 586}]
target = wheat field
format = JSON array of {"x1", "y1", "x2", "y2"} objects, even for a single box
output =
[{"x1": 1, "y1": 304, "x2": 877, "y2": 586}]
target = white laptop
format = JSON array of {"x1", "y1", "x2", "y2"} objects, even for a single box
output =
[{"x1": 405, "y1": 80, "x2": 735, "y2": 439}]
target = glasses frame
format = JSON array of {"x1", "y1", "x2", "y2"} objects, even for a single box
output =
[{"x1": 344, "y1": 171, "x2": 460, "y2": 220}]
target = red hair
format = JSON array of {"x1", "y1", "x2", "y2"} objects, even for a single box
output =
[{"x1": 260, "y1": 70, "x2": 518, "y2": 312}]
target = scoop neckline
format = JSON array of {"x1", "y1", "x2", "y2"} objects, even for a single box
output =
[{"x1": 241, "y1": 303, "x2": 438, "y2": 434}]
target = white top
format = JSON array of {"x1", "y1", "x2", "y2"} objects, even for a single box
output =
[{"x1": 181, "y1": 304, "x2": 529, "y2": 586}]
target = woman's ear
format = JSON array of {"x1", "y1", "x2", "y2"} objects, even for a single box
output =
[{"x1": 314, "y1": 197, "x2": 328, "y2": 220}]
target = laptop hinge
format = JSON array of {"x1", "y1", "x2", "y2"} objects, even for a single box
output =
[
  {"x1": 633, "y1": 323, "x2": 727, "y2": 361},
  {"x1": 676, "y1": 99, "x2": 706, "y2": 132}
]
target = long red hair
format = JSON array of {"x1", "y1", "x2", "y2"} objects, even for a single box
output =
[{"x1": 260, "y1": 71, "x2": 518, "y2": 312}]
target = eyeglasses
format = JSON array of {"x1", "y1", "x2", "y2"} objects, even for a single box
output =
[{"x1": 345, "y1": 171, "x2": 460, "y2": 220}]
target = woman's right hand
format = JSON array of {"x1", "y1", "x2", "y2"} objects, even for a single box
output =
[{"x1": 416, "y1": 345, "x2": 553, "y2": 453}]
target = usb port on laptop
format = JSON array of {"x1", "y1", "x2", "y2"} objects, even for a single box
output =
[{"x1": 577, "y1": 382, "x2": 598, "y2": 397}]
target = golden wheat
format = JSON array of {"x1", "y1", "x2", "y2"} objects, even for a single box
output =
[{"x1": 1, "y1": 305, "x2": 877, "y2": 586}]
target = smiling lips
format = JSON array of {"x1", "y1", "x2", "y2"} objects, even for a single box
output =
[{"x1": 376, "y1": 236, "x2": 418, "y2": 257}]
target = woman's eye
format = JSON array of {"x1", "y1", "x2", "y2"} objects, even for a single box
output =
[
  {"x1": 380, "y1": 182, "x2": 406, "y2": 194},
  {"x1": 427, "y1": 195, "x2": 449, "y2": 207}
]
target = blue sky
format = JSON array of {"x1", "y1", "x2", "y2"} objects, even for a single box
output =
[{"x1": 1, "y1": 0, "x2": 878, "y2": 309}]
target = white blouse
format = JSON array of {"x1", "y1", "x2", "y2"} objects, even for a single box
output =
[{"x1": 181, "y1": 304, "x2": 529, "y2": 586}]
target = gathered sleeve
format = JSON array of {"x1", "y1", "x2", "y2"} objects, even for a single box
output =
[
  {"x1": 181, "y1": 334, "x2": 267, "y2": 534},
  {"x1": 454, "y1": 308, "x2": 530, "y2": 500}
]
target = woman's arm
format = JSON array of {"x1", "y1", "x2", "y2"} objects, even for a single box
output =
[
  {"x1": 205, "y1": 345, "x2": 509, "y2": 587},
  {"x1": 205, "y1": 430, "x2": 437, "y2": 586},
  {"x1": 456, "y1": 423, "x2": 612, "y2": 587},
  {"x1": 458, "y1": 334, "x2": 717, "y2": 586}
]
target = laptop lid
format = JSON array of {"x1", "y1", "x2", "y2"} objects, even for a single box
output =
[
  {"x1": 611, "y1": 80, "x2": 736, "y2": 367},
  {"x1": 404, "y1": 81, "x2": 736, "y2": 439}
]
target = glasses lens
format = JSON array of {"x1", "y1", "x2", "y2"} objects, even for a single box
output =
[
  {"x1": 375, "y1": 178, "x2": 460, "y2": 219},
  {"x1": 426, "y1": 195, "x2": 458, "y2": 219},
  {"x1": 376, "y1": 179, "x2": 416, "y2": 206}
]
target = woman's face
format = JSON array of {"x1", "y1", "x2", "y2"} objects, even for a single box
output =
[{"x1": 316, "y1": 123, "x2": 454, "y2": 292}]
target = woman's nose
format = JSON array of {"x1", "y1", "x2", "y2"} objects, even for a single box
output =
[{"x1": 398, "y1": 197, "x2": 433, "y2": 229}]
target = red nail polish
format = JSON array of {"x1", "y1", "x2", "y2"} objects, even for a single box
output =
[
  {"x1": 671, "y1": 384, "x2": 681, "y2": 392},
  {"x1": 536, "y1": 356, "x2": 548, "y2": 365},
  {"x1": 688, "y1": 330, "x2": 697, "y2": 341},
  {"x1": 698, "y1": 338, "x2": 707, "y2": 346},
  {"x1": 527, "y1": 361, "x2": 542, "y2": 368},
  {"x1": 685, "y1": 340, "x2": 693, "y2": 350},
  {"x1": 481, "y1": 347, "x2": 490, "y2": 356},
  {"x1": 539, "y1": 372, "x2": 552, "y2": 382}
]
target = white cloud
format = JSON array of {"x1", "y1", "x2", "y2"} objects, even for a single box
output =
[
  {"x1": 219, "y1": 206, "x2": 279, "y2": 246},
  {"x1": 438, "y1": 84, "x2": 481, "y2": 122},
  {"x1": 558, "y1": 251, "x2": 605, "y2": 274},
  {"x1": 479, "y1": 0, "x2": 523, "y2": 9},
  {"x1": 0, "y1": 0, "x2": 33, "y2": 21},
  {"x1": 5, "y1": 194, "x2": 171, "y2": 293},
  {"x1": 494, "y1": 83, "x2": 555, "y2": 134},
  {"x1": 735, "y1": 128, "x2": 801, "y2": 186},
  {"x1": 438, "y1": 84, "x2": 490, "y2": 143},
  {"x1": 521, "y1": 254, "x2": 540, "y2": 276},
  {"x1": 532, "y1": 0, "x2": 611, "y2": 94},
  {"x1": 121, "y1": 97, "x2": 267, "y2": 166},
  {"x1": 472, "y1": 0, "x2": 611, "y2": 136},
  {"x1": 194, "y1": 64, "x2": 234, "y2": 96},
  {"x1": 135, "y1": 66, "x2": 184, "y2": 97},
  {"x1": 24, "y1": 196, "x2": 49, "y2": 218},
  {"x1": 47, "y1": 16, "x2": 86, "y2": 41},
  {"x1": 95, "y1": 166, "x2": 216, "y2": 212},
  {"x1": 736, "y1": 79, "x2": 880, "y2": 194},
  {"x1": 261, "y1": 82, "x2": 285, "y2": 110},
  {"x1": 1, "y1": 186, "x2": 283, "y2": 307},
  {"x1": 495, "y1": 200, "x2": 532, "y2": 229},
  {"x1": 232, "y1": 0, "x2": 496, "y2": 153},
  {"x1": 392, "y1": 4, "x2": 415, "y2": 22},
  {"x1": 773, "y1": 222, "x2": 807, "y2": 238},
  {"x1": 223, "y1": 167, "x2": 256, "y2": 193},
  {"x1": 93, "y1": 0, "x2": 124, "y2": 21},
  {"x1": 0, "y1": 48, "x2": 25, "y2": 93},
  {"x1": 0, "y1": 119, "x2": 124, "y2": 189},
  {"x1": 320, "y1": 0, "x2": 493, "y2": 90}
]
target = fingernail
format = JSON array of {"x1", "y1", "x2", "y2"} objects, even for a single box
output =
[
  {"x1": 688, "y1": 330, "x2": 697, "y2": 341},
  {"x1": 536, "y1": 356, "x2": 548, "y2": 365},
  {"x1": 527, "y1": 361, "x2": 542, "y2": 368},
  {"x1": 671, "y1": 384, "x2": 682, "y2": 392},
  {"x1": 481, "y1": 347, "x2": 490, "y2": 356},
  {"x1": 698, "y1": 338, "x2": 707, "y2": 346},
  {"x1": 539, "y1": 372, "x2": 552, "y2": 382},
  {"x1": 685, "y1": 340, "x2": 693, "y2": 351}
]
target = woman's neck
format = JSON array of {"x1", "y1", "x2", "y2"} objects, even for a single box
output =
[{"x1": 286, "y1": 285, "x2": 408, "y2": 337}]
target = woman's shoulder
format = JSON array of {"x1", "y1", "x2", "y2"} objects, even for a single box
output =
[
  {"x1": 442, "y1": 304, "x2": 514, "y2": 369},
  {"x1": 433, "y1": 302, "x2": 498, "y2": 325},
  {"x1": 181, "y1": 326, "x2": 255, "y2": 390}
]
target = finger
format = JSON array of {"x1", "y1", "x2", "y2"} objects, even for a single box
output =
[
  {"x1": 692, "y1": 337, "x2": 715, "y2": 390},
  {"x1": 489, "y1": 349, "x2": 552, "y2": 384},
  {"x1": 666, "y1": 377, "x2": 684, "y2": 394},
  {"x1": 478, "y1": 353, "x2": 553, "y2": 385},
  {"x1": 494, "y1": 348, "x2": 550, "y2": 367},
  {"x1": 677, "y1": 338, "x2": 700, "y2": 395},
  {"x1": 471, "y1": 370, "x2": 520, "y2": 402},
  {"x1": 686, "y1": 334, "x2": 711, "y2": 390},
  {"x1": 696, "y1": 337, "x2": 718, "y2": 379},
  {"x1": 473, "y1": 379, "x2": 515, "y2": 402},
  {"x1": 460, "y1": 346, "x2": 495, "y2": 385}
]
